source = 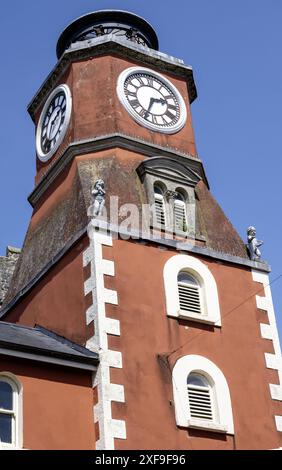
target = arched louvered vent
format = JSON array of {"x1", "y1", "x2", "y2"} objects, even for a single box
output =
[
  {"x1": 178, "y1": 272, "x2": 202, "y2": 315},
  {"x1": 187, "y1": 373, "x2": 213, "y2": 421},
  {"x1": 174, "y1": 193, "x2": 187, "y2": 232},
  {"x1": 154, "y1": 185, "x2": 166, "y2": 227}
]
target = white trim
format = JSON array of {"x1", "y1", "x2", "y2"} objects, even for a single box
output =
[
  {"x1": 172, "y1": 355, "x2": 234, "y2": 434},
  {"x1": 36, "y1": 84, "x2": 72, "y2": 162},
  {"x1": 84, "y1": 223, "x2": 126, "y2": 450},
  {"x1": 117, "y1": 66, "x2": 187, "y2": 134},
  {"x1": 187, "y1": 418, "x2": 227, "y2": 433},
  {"x1": 275, "y1": 416, "x2": 282, "y2": 432},
  {"x1": 0, "y1": 373, "x2": 23, "y2": 450},
  {"x1": 163, "y1": 254, "x2": 221, "y2": 326},
  {"x1": 252, "y1": 270, "x2": 282, "y2": 432}
]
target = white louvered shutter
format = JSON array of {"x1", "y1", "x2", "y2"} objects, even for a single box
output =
[
  {"x1": 154, "y1": 193, "x2": 166, "y2": 227},
  {"x1": 178, "y1": 272, "x2": 202, "y2": 315},
  {"x1": 174, "y1": 199, "x2": 187, "y2": 232},
  {"x1": 187, "y1": 374, "x2": 213, "y2": 421}
]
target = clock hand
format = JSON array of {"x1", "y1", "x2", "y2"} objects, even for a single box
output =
[
  {"x1": 49, "y1": 110, "x2": 60, "y2": 137},
  {"x1": 144, "y1": 97, "x2": 166, "y2": 118},
  {"x1": 144, "y1": 97, "x2": 155, "y2": 118},
  {"x1": 153, "y1": 98, "x2": 166, "y2": 105}
]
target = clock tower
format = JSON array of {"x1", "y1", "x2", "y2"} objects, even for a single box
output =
[{"x1": 0, "y1": 10, "x2": 281, "y2": 450}]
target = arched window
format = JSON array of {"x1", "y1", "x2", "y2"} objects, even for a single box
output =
[
  {"x1": 172, "y1": 355, "x2": 234, "y2": 434},
  {"x1": 163, "y1": 254, "x2": 221, "y2": 325},
  {"x1": 178, "y1": 272, "x2": 202, "y2": 316},
  {"x1": 0, "y1": 375, "x2": 22, "y2": 449},
  {"x1": 174, "y1": 191, "x2": 187, "y2": 233},
  {"x1": 154, "y1": 183, "x2": 166, "y2": 228},
  {"x1": 187, "y1": 373, "x2": 215, "y2": 422}
]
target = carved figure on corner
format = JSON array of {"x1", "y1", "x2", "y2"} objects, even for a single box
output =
[
  {"x1": 90, "y1": 179, "x2": 105, "y2": 217},
  {"x1": 247, "y1": 226, "x2": 263, "y2": 261}
]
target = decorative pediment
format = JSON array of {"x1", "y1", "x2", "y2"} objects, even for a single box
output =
[{"x1": 136, "y1": 156, "x2": 201, "y2": 188}]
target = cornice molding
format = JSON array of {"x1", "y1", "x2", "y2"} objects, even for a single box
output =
[
  {"x1": 28, "y1": 35, "x2": 197, "y2": 121},
  {"x1": 28, "y1": 133, "x2": 208, "y2": 207},
  {"x1": 136, "y1": 156, "x2": 201, "y2": 187}
]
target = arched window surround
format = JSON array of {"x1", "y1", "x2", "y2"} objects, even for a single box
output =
[
  {"x1": 163, "y1": 254, "x2": 221, "y2": 326},
  {"x1": 172, "y1": 355, "x2": 234, "y2": 434},
  {"x1": 0, "y1": 373, "x2": 23, "y2": 449}
]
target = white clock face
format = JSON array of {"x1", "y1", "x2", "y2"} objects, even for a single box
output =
[
  {"x1": 36, "y1": 84, "x2": 72, "y2": 162},
  {"x1": 117, "y1": 67, "x2": 187, "y2": 133}
]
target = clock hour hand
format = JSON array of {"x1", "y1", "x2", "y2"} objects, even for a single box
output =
[
  {"x1": 145, "y1": 97, "x2": 166, "y2": 118},
  {"x1": 49, "y1": 111, "x2": 60, "y2": 138}
]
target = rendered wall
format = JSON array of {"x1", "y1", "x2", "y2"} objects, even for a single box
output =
[{"x1": 0, "y1": 356, "x2": 95, "y2": 450}]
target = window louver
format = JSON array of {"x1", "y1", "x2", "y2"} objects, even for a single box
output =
[
  {"x1": 154, "y1": 195, "x2": 166, "y2": 227},
  {"x1": 187, "y1": 384, "x2": 213, "y2": 420},
  {"x1": 174, "y1": 200, "x2": 187, "y2": 232},
  {"x1": 178, "y1": 282, "x2": 201, "y2": 314}
]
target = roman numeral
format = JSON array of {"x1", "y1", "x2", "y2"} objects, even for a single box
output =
[
  {"x1": 165, "y1": 110, "x2": 175, "y2": 121},
  {"x1": 167, "y1": 103, "x2": 177, "y2": 111},
  {"x1": 130, "y1": 99, "x2": 139, "y2": 108},
  {"x1": 147, "y1": 76, "x2": 154, "y2": 87},
  {"x1": 139, "y1": 108, "x2": 147, "y2": 118},
  {"x1": 125, "y1": 90, "x2": 137, "y2": 98},
  {"x1": 161, "y1": 115, "x2": 169, "y2": 124},
  {"x1": 152, "y1": 115, "x2": 158, "y2": 125},
  {"x1": 136, "y1": 76, "x2": 144, "y2": 86}
]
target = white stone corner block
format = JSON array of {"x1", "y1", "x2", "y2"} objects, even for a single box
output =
[
  {"x1": 83, "y1": 247, "x2": 93, "y2": 267},
  {"x1": 109, "y1": 383, "x2": 125, "y2": 403},
  {"x1": 256, "y1": 295, "x2": 268, "y2": 311},
  {"x1": 86, "y1": 305, "x2": 96, "y2": 325},
  {"x1": 265, "y1": 353, "x2": 280, "y2": 370},
  {"x1": 252, "y1": 270, "x2": 267, "y2": 286},
  {"x1": 86, "y1": 336, "x2": 99, "y2": 353},
  {"x1": 95, "y1": 232, "x2": 113, "y2": 247},
  {"x1": 105, "y1": 318, "x2": 120, "y2": 336},
  {"x1": 100, "y1": 259, "x2": 115, "y2": 276},
  {"x1": 84, "y1": 278, "x2": 95, "y2": 296},
  {"x1": 270, "y1": 384, "x2": 282, "y2": 401},
  {"x1": 104, "y1": 350, "x2": 123, "y2": 368},
  {"x1": 110, "y1": 419, "x2": 127, "y2": 439},
  {"x1": 103, "y1": 288, "x2": 118, "y2": 305},
  {"x1": 260, "y1": 323, "x2": 274, "y2": 340},
  {"x1": 275, "y1": 416, "x2": 282, "y2": 432},
  {"x1": 94, "y1": 402, "x2": 101, "y2": 423}
]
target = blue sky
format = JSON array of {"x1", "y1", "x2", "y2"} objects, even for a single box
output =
[{"x1": 0, "y1": 1, "x2": 282, "y2": 341}]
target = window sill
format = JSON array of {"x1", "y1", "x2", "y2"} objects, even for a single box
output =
[
  {"x1": 188, "y1": 418, "x2": 228, "y2": 434},
  {"x1": 177, "y1": 310, "x2": 220, "y2": 326},
  {"x1": 0, "y1": 446, "x2": 24, "y2": 451}
]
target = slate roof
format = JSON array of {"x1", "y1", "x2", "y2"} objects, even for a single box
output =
[{"x1": 0, "y1": 321, "x2": 98, "y2": 370}]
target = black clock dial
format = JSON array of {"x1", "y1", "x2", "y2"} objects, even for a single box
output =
[
  {"x1": 123, "y1": 72, "x2": 180, "y2": 128},
  {"x1": 40, "y1": 91, "x2": 67, "y2": 154}
]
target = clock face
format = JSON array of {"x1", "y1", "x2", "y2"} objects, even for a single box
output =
[
  {"x1": 117, "y1": 67, "x2": 187, "y2": 133},
  {"x1": 36, "y1": 84, "x2": 72, "y2": 162}
]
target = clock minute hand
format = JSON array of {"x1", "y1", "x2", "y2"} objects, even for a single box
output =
[
  {"x1": 145, "y1": 97, "x2": 166, "y2": 118},
  {"x1": 144, "y1": 97, "x2": 155, "y2": 118}
]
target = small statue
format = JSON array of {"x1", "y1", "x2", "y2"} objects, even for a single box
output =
[
  {"x1": 90, "y1": 179, "x2": 105, "y2": 217},
  {"x1": 247, "y1": 226, "x2": 263, "y2": 261}
]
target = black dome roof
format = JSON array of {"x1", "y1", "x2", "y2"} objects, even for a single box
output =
[{"x1": 56, "y1": 10, "x2": 159, "y2": 59}]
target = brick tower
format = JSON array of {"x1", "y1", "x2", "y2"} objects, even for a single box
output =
[{"x1": 0, "y1": 10, "x2": 281, "y2": 450}]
